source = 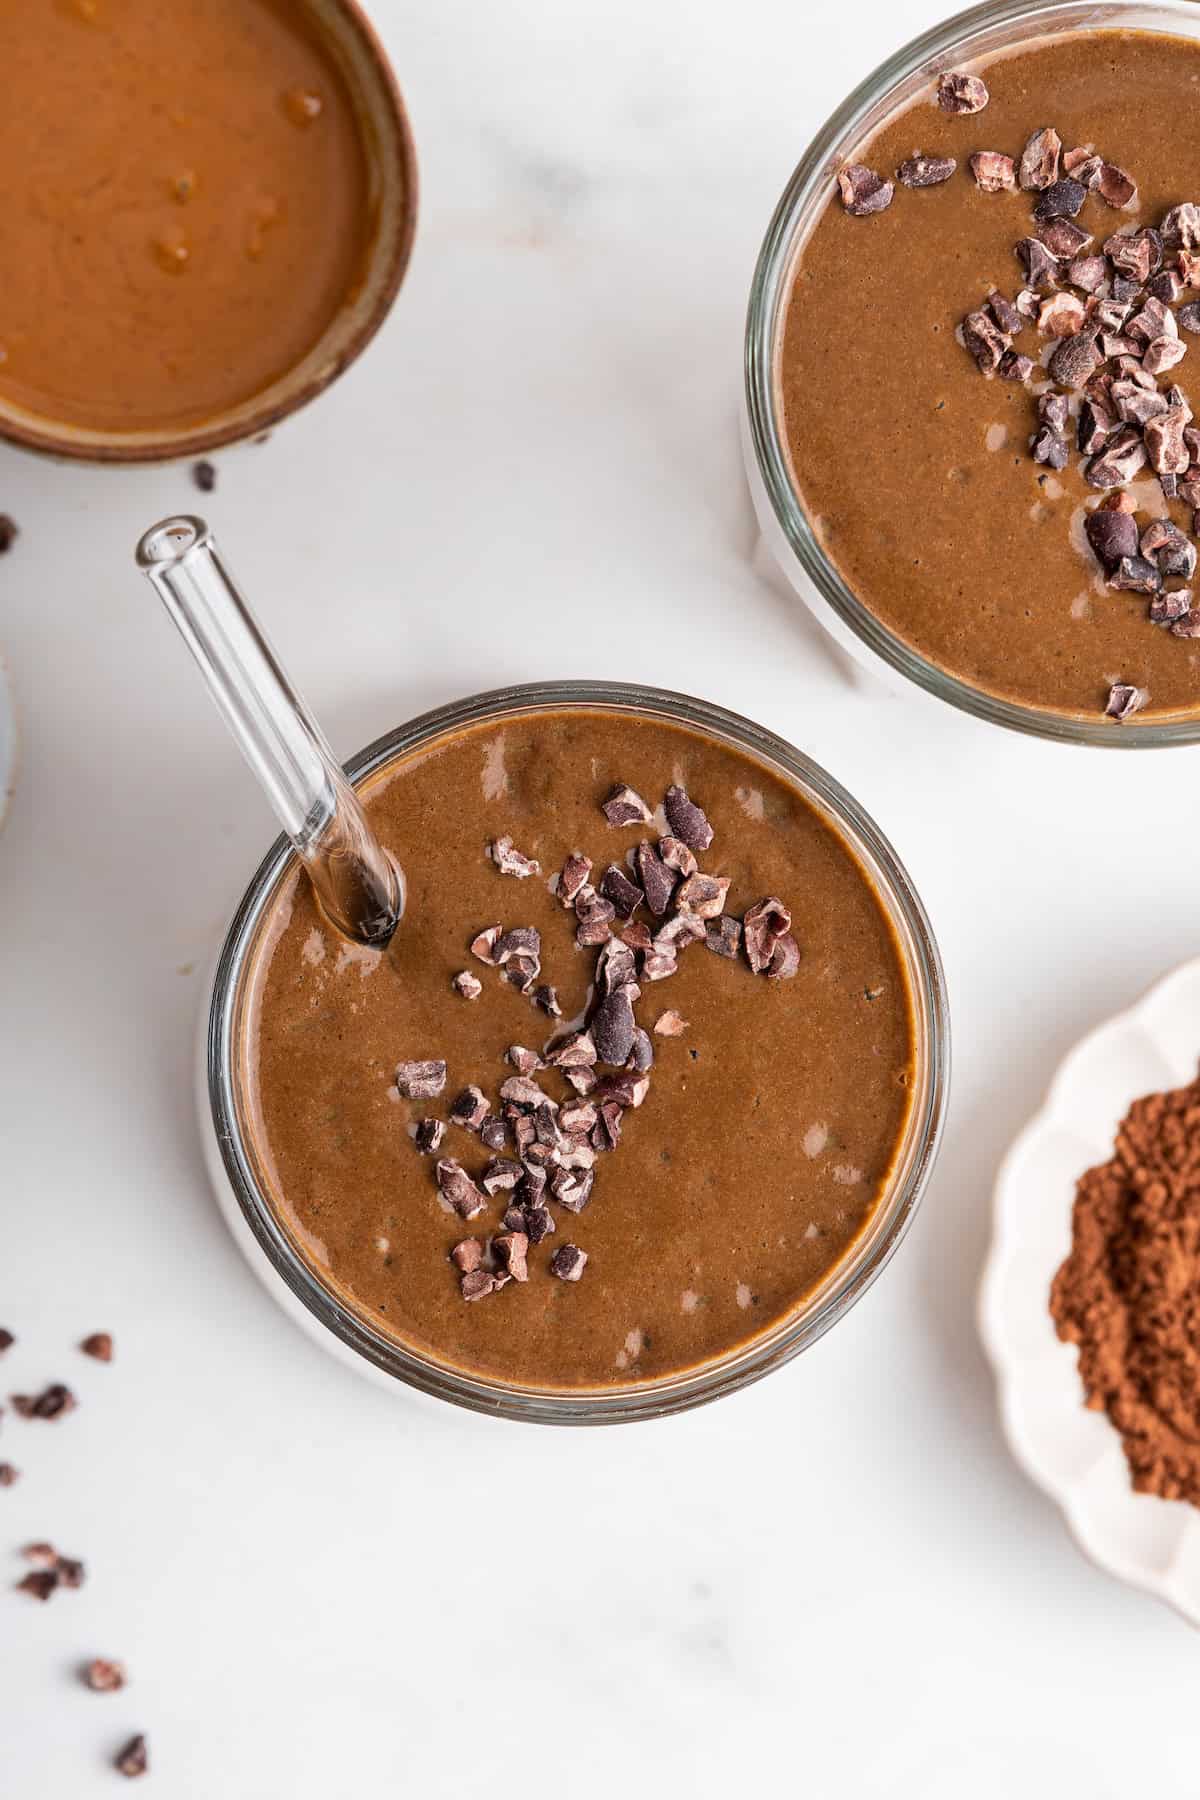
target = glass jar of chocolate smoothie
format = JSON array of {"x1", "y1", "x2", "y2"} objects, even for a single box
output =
[
  {"x1": 202, "y1": 682, "x2": 948, "y2": 1423},
  {"x1": 745, "y1": 0, "x2": 1200, "y2": 743},
  {"x1": 0, "y1": 0, "x2": 415, "y2": 463}
]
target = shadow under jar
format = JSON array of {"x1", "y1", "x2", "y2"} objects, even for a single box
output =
[
  {"x1": 204, "y1": 683, "x2": 949, "y2": 1424},
  {"x1": 0, "y1": 0, "x2": 415, "y2": 463},
  {"x1": 744, "y1": 0, "x2": 1200, "y2": 744}
]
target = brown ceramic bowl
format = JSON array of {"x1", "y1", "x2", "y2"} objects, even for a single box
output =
[{"x1": 0, "y1": 0, "x2": 417, "y2": 466}]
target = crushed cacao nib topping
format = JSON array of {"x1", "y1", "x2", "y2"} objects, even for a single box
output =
[
  {"x1": 654, "y1": 1009, "x2": 688, "y2": 1037},
  {"x1": 18, "y1": 1570, "x2": 59, "y2": 1601},
  {"x1": 675, "y1": 872, "x2": 731, "y2": 918},
  {"x1": 0, "y1": 1463, "x2": 19, "y2": 1486},
  {"x1": 1085, "y1": 425, "x2": 1147, "y2": 488},
  {"x1": 12, "y1": 1383, "x2": 76, "y2": 1421},
  {"x1": 663, "y1": 785, "x2": 714, "y2": 851},
  {"x1": 1077, "y1": 398, "x2": 1115, "y2": 456},
  {"x1": 115, "y1": 1736, "x2": 148, "y2": 1780},
  {"x1": 1095, "y1": 163, "x2": 1136, "y2": 209},
  {"x1": 1105, "y1": 227, "x2": 1162, "y2": 284},
  {"x1": 396, "y1": 1059, "x2": 447, "y2": 1100},
  {"x1": 767, "y1": 934, "x2": 802, "y2": 981},
  {"x1": 591, "y1": 989, "x2": 637, "y2": 1067},
  {"x1": 550, "y1": 1244, "x2": 588, "y2": 1282},
  {"x1": 506, "y1": 1045, "x2": 543, "y2": 1075},
  {"x1": 1105, "y1": 681, "x2": 1148, "y2": 721},
  {"x1": 556, "y1": 852, "x2": 593, "y2": 907},
  {"x1": 1038, "y1": 392, "x2": 1069, "y2": 434},
  {"x1": 743, "y1": 897, "x2": 792, "y2": 976},
  {"x1": 436, "y1": 1159, "x2": 487, "y2": 1220},
  {"x1": 970, "y1": 150, "x2": 1015, "y2": 192},
  {"x1": 452, "y1": 971, "x2": 482, "y2": 1000},
  {"x1": 0, "y1": 1328, "x2": 13, "y2": 1353},
  {"x1": 1178, "y1": 302, "x2": 1200, "y2": 333},
  {"x1": 1015, "y1": 236, "x2": 1060, "y2": 290},
  {"x1": 1037, "y1": 291, "x2": 1085, "y2": 337},
  {"x1": 599, "y1": 863, "x2": 644, "y2": 919},
  {"x1": 1148, "y1": 269, "x2": 1186, "y2": 305},
  {"x1": 1109, "y1": 555, "x2": 1161, "y2": 595},
  {"x1": 494, "y1": 1233, "x2": 529, "y2": 1282},
  {"x1": 627, "y1": 1027, "x2": 654, "y2": 1073},
  {"x1": 1150, "y1": 590, "x2": 1193, "y2": 623},
  {"x1": 706, "y1": 916, "x2": 742, "y2": 959},
  {"x1": 533, "y1": 983, "x2": 562, "y2": 1018},
  {"x1": 80, "y1": 1332, "x2": 113, "y2": 1363},
  {"x1": 1162, "y1": 203, "x2": 1200, "y2": 248},
  {"x1": 1032, "y1": 427, "x2": 1069, "y2": 470},
  {"x1": 937, "y1": 71, "x2": 989, "y2": 115},
  {"x1": 837, "y1": 163, "x2": 893, "y2": 216},
  {"x1": 460, "y1": 1268, "x2": 499, "y2": 1302},
  {"x1": 489, "y1": 836, "x2": 541, "y2": 878},
  {"x1": 551, "y1": 1168, "x2": 595, "y2": 1213},
  {"x1": 449, "y1": 1086, "x2": 490, "y2": 1131},
  {"x1": 601, "y1": 784, "x2": 652, "y2": 827},
  {"x1": 1050, "y1": 330, "x2": 1103, "y2": 391},
  {"x1": 470, "y1": 925, "x2": 501, "y2": 964},
  {"x1": 987, "y1": 290, "x2": 1022, "y2": 336},
  {"x1": 414, "y1": 1118, "x2": 445, "y2": 1155},
  {"x1": 1085, "y1": 507, "x2": 1139, "y2": 571},
  {"x1": 1171, "y1": 610, "x2": 1200, "y2": 637},
  {"x1": 546, "y1": 1030, "x2": 597, "y2": 1069},
  {"x1": 962, "y1": 308, "x2": 1009, "y2": 374},
  {"x1": 1068, "y1": 255, "x2": 1108, "y2": 294},
  {"x1": 1033, "y1": 176, "x2": 1086, "y2": 223},
  {"x1": 658, "y1": 835, "x2": 698, "y2": 877},
  {"x1": 998, "y1": 351, "x2": 1033, "y2": 383},
  {"x1": 636, "y1": 840, "x2": 677, "y2": 916},
  {"x1": 482, "y1": 1157, "x2": 523, "y2": 1194},
  {"x1": 1019, "y1": 126, "x2": 1061, "y2": 191},
  {"x1": 84, "y1": 1658, "x2": 126, "y2": 1692},
  {"x1": 897, "y1": 154, "x2": 956, "y2": 188}
]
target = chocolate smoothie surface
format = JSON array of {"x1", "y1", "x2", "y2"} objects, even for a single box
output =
[
  {"x1": 781, "y1": 30, "x2": 1200, "y2": 722},
  {"x1": 0, "y1": 0, "x2": 373, "y2": 434},
  {"x1": 239, "y1": 708, "x2": 916, "y2": 1391}
]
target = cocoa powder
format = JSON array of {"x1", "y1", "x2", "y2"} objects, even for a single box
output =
[{"x1": 1051, "y1": 1067, "x2": 1200, "y2": 1504}]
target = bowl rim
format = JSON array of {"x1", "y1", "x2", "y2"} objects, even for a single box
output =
[
  {"x1": 0, "y1": 0, "x2": 418, "y2": 466},
  {"x1": 205, "y1": 679, "x2": 951, "y2": 1424},
  {"x1": 743, "y1": 0, "x2": 1200, "y2": 746}
]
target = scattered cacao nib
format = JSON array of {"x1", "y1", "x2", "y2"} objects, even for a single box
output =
[
  {"x1": 1109, "y1": 556, "x2": 1161, "y2": 596},
  {"x1": 1064, "y1": 145, "x2": 1098, "y2": 177},
  {"x1": 596, "y1": 937, "x2": 638, "y2": 997},
  {"x1": 460, "y1": 1269, "x2": 498, "y2": 1302},
  {"x1": 556, "y1": 852, "x2": 593, "y2": 907},
  {"x1": 1085, "y1": 425, "x2": 1147, "y2": 487},
  {"x1": 494, "y1": 1233, "x2": 529, "y2": 1282},
  {"x1": 897, "y1": 154, "x2": 956, "y2": 188},
  {"x1": 1112, "y1": 380, "x2": 1167, "y2": 426},
  {"x1": 675, "y1": 873, "x2": 731, "y2": 919},
  {"x1": 837, "y1": 163, "x2": 893, "y2": 216},
  {"x1": 505, "y1": 1045, "x2": 543, "y2": 1076},
  {"x1": 470, "y1": 925, "x2": 501, "y2": 964},
  {"x1": 1150, "y1": 590, "x2": 1193, "y2": 623},
  {"x1": 481, "y1": 1157, "x2": 523, "y2": 1195},
  {"x1": 1077, "y1": 398, "x2": 1115, "y2": 456},
  {"x1": 635, "y1": 841, "x2": 677, "y2": 916},
  {"x1": 601, "y1": 784, "x2": 652, "y2": 827},
  {"x1": 663, "y1": 784, "x2": 714, "y2": 852},
  {"x1": 57, "y1": 1556, "x2": 85, "y2": 1589},
  {"x1": 1038, "y1": 218, "x2": 1092, "y2": 259},
  {"x1": 559, "y1": 1097, "x2": 599, "y2": 1136},
  {"x1": 1147, "y1": 269, "x2": 1186, "y2": 304},
  {"x1": 599, "y1": 864, "x2": 644, "y2": 919},
  {"x1": 1162, "y1": 203, "x2": 1200, "y2": 248},
  {"x1": 998, "y1": 351, "x2": 1033, "y2": 385},
  {"x1": 494, "y1": 925, "x2": 542, "y2": 966},
  {"x1": 0, "y1": 1464, "x2": 19, "y2": 1487},
  {"x1": 1032, "y1": 427, "x2": 1069, "y2": 470},
  {"x1": 192, "y1": 459, "x2": 217, "y2": 493},
  {"x1": 489, "y1": 836, "x2": 541, "y2": 878},
  {"x1": 1142, "y1": 519, "x2": 1197, "y2": 578},
  {"x1": 1085, "y1": 507, "x2": 1139, "y2": 570},
  {"x1": 767, "y1": 934, "x2": 801, "y2": 981},
  {"x1": 1019, "y1": 126, "x2": 1061, "y2": 191},
  {"x1": 83, "y1": 1659, "x2": 126, "y2": 1693},
  {"x1": 549, "y1": 1244, "x2": 588, "y2": 1282},
  {"x1": 0, "y1": 1329, "x2": 14, "y2": 1353},
  {"x1": 115, "y1": 1735, "x2": 148, "y2": 1780},
  {"x1": 1069, "y1": 255, "x2": 1108, "y2": 294},
  {"x1": 937, "y1": 70, "x2": 989, "y2": 114},
  {"x1": 962, "y1": 308, "x2": 1008, "y2": 373},
  {"x1": 654, "y1": 1009, "x2": 688, "y2": 1037},
  {"x1": 1033, "y1": 176, "x2": 1086, "y2": 222},
  {"x1": 504, "y1": 954, "x2": 540, "y2": 993},
  {"x1": 658, "y1": 835, "x2": 698, "y2": 877},
  {"x1": 23, "y1": 1541, "x2": 58, "y2": 1566},
  {"x1": 1172, "y1": 610, "x2": 1200, "y2": 637},
  {"x1": 743, "y1": 897, "x2": 791, "y2": 975},
  {"x1": 1049, "y1": 330, "x2": 1102, "y2": 390},
  {"x1": 592, "y1": 989, "x2": 637, "y2": 1067},
  {"x1": 396, "y1": 1059, "x2": 447, "y2": 1100},
  {"x1": 525, "y1": 1205, "x2": 556, "y2": 1244},
  {"x1": 532, "y1": 983, "x2": 562, "y2": 1018},
  {"x1": 449, "y1": 1085, "x2": 489, "y2": 1131},
  {"x1": 435, "y1": 1159, "x2": 487, "y2": 1220},
  {"x1": 970, "y1": 150, "x2": 1015, "y2": 191},
  {"x1": 1105, "y1": 227, "x2": 1162, "y2": 283},
  {"x1": 1181, "y1": 478, "x2": 1200, "y2": 508},
  {"x1": 18, "y1": 1570, "x2": 58, "y2": 1601},
  {"x1": 13, "y1": 1383, "x2": 76, "y2": 1421},
  {"x1": 80, "y1": 1332, "x2": 113, "y2": 1363},
  {"x1": 563, "y1": 1066, "x2": 597, "y2": 1097},
  {"x1": 1016, "y1": 236, "x2": 1060, "y2": 290},
  {"x1": 452, "y1": 971, "x2": 482, "y2": 1001},
  {"x1": 620, "y1": 920, "x2": 653, "y2": 953},
  {"x1": 499, "y1": 1074, "x2": 547, "y2": 1108},
  {"x1": 1015, "y1": 287, "x2": 1041, "y2": 321},
  {"x1": 985, "y1": 290, "x2": 1021, "y2": 337},
  {"x1": 1095, "y1": 163, "x2": 1137, "y2": 209},
  {"x1": 1178, "y1": 303, "x2": 1200, "y2": 333},
  {"x1": 1096, "y1": 296, "x2": 1133, "y2": 332},
  {"x1": 1178, "y1": 251, "x2": 1200, "y2": 287},
  {"x1": 1111, "y1": 275, "x2": 1144, "y2": 305},
  {"x1": 1145, "y1": 406, "x2": 1191, "y2": 475},
  {"x1": 551, "y1": 1168, "x2": 595, "y2": 1213},
  {"x1": 1128, "y1": 296, "x2": 1177, "y2": 344},
  {"x1": 705, "y1": 916, "x2": 742, "y2": 959},
  {"x1": 414, "y1": 1118, "x2": 445, "y2": 1155},
  {"x1": 1104, "y1": 682, "x2": 1148, "y2": 721},
  {"x1": 1038, "y1": 391, "x2": 1070, "y2": 433},
  {"x1": 627, "y1": 1028, "x2": 654, "y2": 1073},
  {"x1": 1037, "y1": 291, "x2": 1085, "y2": 337},
  {"x1": 516, "y1": 1163, "x2": 547, "y2": 1206},
  {"x1": 593, "y1": 1098, "x2": 624, "y2": 1150},
  {"x1": 450, "y1": 1238, "x2": 484, "y2": 1272},
  {"x1": 0, "y1": 517, "x2": 18, "y2": 554},
  {"x1": 545, "y1": 1030, "x2": 597, "y2": 1069}
]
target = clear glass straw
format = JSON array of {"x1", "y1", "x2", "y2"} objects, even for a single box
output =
[{"x1": 136, "y1": 515, "x2": 404, "y2": 946}]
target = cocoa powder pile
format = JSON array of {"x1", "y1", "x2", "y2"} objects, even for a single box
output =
[{"x1": 1051, "y1": 1068, "x2": 1200, "y2": 1503}]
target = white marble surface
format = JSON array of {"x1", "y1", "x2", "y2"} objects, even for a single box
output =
[{"x1": 5, "y1": 1, "x2": 1200, "y2": 1793}]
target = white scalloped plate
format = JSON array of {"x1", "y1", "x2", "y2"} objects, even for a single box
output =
[{"x1": 979, "y1": 956, "x2": 1200, "y2": 1627}]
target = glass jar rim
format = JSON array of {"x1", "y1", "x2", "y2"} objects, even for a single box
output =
[
  {"x1": 744, "y1": 0, "x2": 1200, "y2": 747},
  {"x1": 207, "y1": 680, "x2": 950, "y2": 1423}
]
